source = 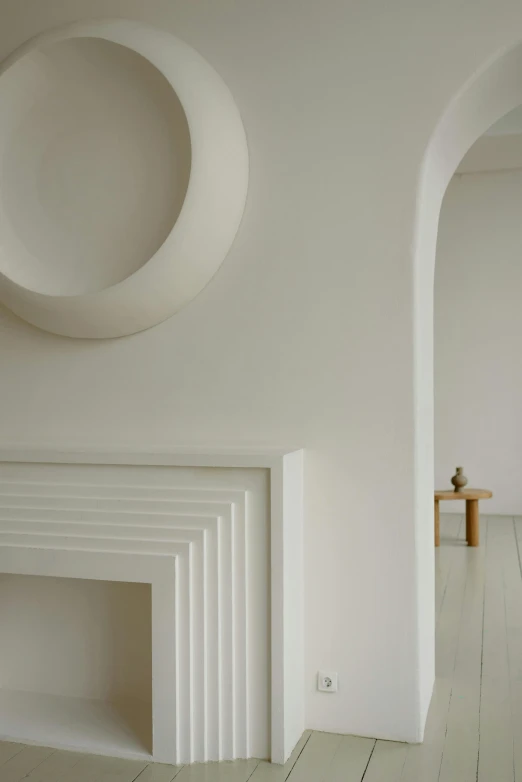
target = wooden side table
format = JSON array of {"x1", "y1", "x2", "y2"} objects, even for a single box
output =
[{"x1": 434, "y1": 489, "x2": 493, "y2": 547}]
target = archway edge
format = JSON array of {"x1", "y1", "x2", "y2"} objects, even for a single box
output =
[
  {"x1": 422, "y1": 41, "x2": 522, "y2": 208},
  {"x1": 412, "y1": 39, "x2": 522, "y2": 739}
]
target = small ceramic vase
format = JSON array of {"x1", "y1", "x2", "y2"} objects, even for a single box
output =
[{"x1": 451, "y1": 467, "x2": 468, "y2": 492}]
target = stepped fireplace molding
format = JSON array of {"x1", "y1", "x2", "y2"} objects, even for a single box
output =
[{"x1": 0, "y1": 447, "x2": 303, "y2": 766}]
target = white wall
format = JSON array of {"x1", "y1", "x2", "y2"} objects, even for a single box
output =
[
  {"x1": 435, "y1": 170, "x2": 522, "y2": 514},
  {"x1": 4, "y1": 0, "x2": 522, "y2": 744}
]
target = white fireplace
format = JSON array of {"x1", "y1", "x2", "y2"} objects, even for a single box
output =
[{"x1": 0, "y1": 448, "x2": 303, "y2": 766}]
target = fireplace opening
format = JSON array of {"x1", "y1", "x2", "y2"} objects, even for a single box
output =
[{"x1": 0, "y1": 574, "x2": 152, "y2": 759}]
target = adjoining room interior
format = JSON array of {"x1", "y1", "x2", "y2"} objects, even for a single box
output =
[{"x1": 435, "y1": 107, "x2": 522, "y2": 516}]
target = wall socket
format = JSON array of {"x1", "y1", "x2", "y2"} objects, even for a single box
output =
[{"x1": 317, "y1": 671, "x2": 338, "y2": 693}]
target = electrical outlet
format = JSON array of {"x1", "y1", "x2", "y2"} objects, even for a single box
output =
[{"x1": 318, "y1": 671, "x2": 338, "y2": 693}]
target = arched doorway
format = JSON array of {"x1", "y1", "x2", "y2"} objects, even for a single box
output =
[{"x1": 414, "y1": 42, "x2": 522, "y2": 734}]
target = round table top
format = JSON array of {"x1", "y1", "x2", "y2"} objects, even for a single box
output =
[{"x1": 435, "y1": 489, "x2": 493, "y2": 500}]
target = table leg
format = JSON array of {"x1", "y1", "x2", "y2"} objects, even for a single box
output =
[
  {"x1": 466, "y1": 499, "x2": 480, "y2": 546},
  {"x1": 434, "y1": 500, "x2": 440, "y2": 547}
]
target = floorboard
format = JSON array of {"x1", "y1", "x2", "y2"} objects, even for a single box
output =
[
  {"x1": 362, "y1": 740, "x2": 407, "y2": 782},
  {"x1": 477, "y1": 517, "x2": 514, "y2": 781},
  {"x1": 0, "y1": 742, "x2": 25, "y2": 767},
  {"x1": 435, "y1": 515, "x2": 464, "y2": 621},
  {"x1": 437, "y1": 517, "x2": 486, "y2": 781},
  {"x1": 174, "y1": 759, "x2": 259, "y2": 782},
  {"x1": 507, "y1": 518, "x2": 522, "y2": 779},
  {"x1": 22, "y1": 750, "x2": 91, "y2": 780},
  {"x1": 249, "y1": 730, "x2": 311, "y2": 780},
  {"x1": 0, "y1": 746, "x2": 56, "y2": 782},
  {"x1": 322, "y1": 735, "x2": 375, "y2": 781},
  {"x1": 134, "y1": 761, "x2": 184, "y2": 781},
  {"x1": 283, "y1": 731, "x2": 343, "y2": 781}
]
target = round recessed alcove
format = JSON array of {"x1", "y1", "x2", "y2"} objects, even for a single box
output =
[
  {"x1": 0, "y1": 21, "x2": 249, "y2": 338},
  {"x1": 1, "y1": 37, "x2": 191, "y2": 297}
]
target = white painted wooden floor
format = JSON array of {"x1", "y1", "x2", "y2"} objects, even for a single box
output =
[{"x1": 0, "y1": 513, "x2": 519, "y2": 781}]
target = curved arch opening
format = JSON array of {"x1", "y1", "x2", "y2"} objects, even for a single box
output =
[{"x1": 414, "y1": 41, "x2": 522, "y2": 732}]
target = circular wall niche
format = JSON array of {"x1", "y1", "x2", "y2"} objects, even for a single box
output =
[
  {"x1": 0, "y1": 21, "x2": 249, "y2": 338},
  {"x1": 2, "y1": 37, "x2": 191, "y2": 297}
]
